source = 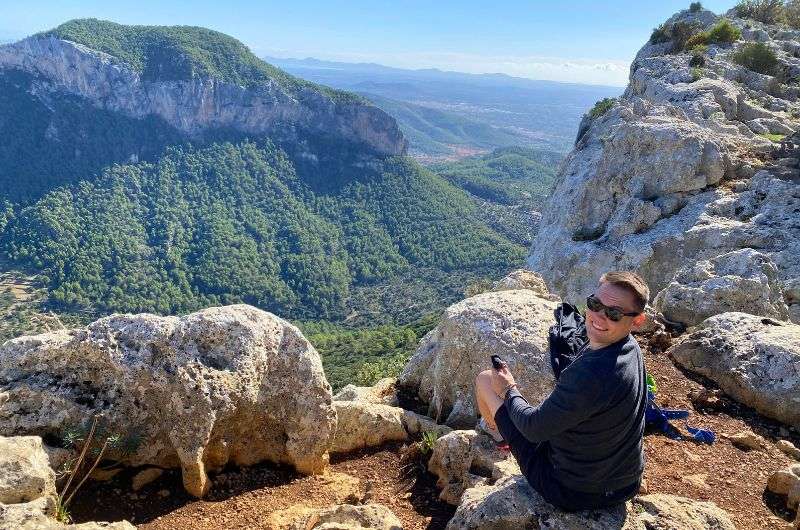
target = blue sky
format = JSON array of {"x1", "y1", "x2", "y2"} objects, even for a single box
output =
[{"x1": 2, "y1": 1, "x2": 738, "y2": 86}]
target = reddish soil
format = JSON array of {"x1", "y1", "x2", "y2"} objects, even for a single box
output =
[{"x1": 69, "y1": 334, "x2": 799, "y2": 529}]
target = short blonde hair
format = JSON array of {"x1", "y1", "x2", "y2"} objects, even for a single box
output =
[{"x1": 599, "y1": 271, "x2": 649, "y2": 313}]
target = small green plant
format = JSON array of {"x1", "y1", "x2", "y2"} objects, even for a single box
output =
[
  {"x1": 732, "y1": 42, "x2": 780, "y2": 75},
  {"x1": 650, "y1": 24, "x2": 671, "y2": 44},
  {"x1": 691, "y1": 67, "x2": 706, "y2": 81},
  {"x1": 734, "y1": 0, "x2": 786, "y2": 24},
  {"x1": 682, "y1": 19, "x2": 741, "y2": 52},
  {"x1": 420, "y1": 430, "x2": 439, "y2": 455},
  {"x1": 54, "y1": 415, "x2": 141, "y2": 523},
  {"x1": 707, "y1": 19, "x2": 741, "y2": 44},
  {"x1": 690, "y1": 1, "x2": 703, "y2": 11},
  {"x1": 588, "y1": 98, "x2": 616, "y2": 119},
  {"x1": 758, "y1": 132, "x2": 787, "y2": 141},
  {"x1": 786, "y1": 0, "x2": 800, "y2": 28},
  {"x1": 671, "y1": 21, "x2": 703, "y2": 52}
]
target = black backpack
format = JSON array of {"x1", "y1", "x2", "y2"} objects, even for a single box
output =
[{"x1": 547, "y1": 302, "x2": 588, "y2": 380}]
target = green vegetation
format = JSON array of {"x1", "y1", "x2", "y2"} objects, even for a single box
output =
[
  {"x1": 42, "y1": 19, "x2": 358, "y2": 102},
  {"x1": 650, "y1": 24, "x2": 672, "y2": 45},
  {"x1": 420, "y1": 431, "x2": 439, "y2": 455},
  {"x1": 735, "y1": 0, "x2": 786, "y2": 24},
  {"x1": 758, "y1": 131, "x2": 787, "y2": 141},
  {"x1": 681, "y1": 19, "x2": 741, "y2": 53},
  {"x1": 690, "y1": 2, "x2": 704, "y2": 11},
  {"x1": 691, "y1": 67, "x2": 706, "y2": 81},
  {"x1": 589, "y1": 98, "x2": 616, "y2": 119},
  {"x1": 301, "y1": 313, "x2": 440, "y2": 391},
  {"x1": 1, "y1": 139, "x2": 523, "y2": 321},
  {"x1": 430, "y1": 147, "x2": 559, "y2": 207},
  {"x1": 732, "y1": 42, "x2": 780, "y2": 75},
  {"x1": 54, "y1": 415, "x2": 141, "y2": 524}
]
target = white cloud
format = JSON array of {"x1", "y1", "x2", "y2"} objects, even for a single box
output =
[{"x1": 256, "y1": 46, "x2": 632, "y2": 86}]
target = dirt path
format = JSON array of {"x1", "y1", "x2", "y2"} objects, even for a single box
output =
[{"x1": 69, "y1": 340, "x2": 798, "y2": 529}]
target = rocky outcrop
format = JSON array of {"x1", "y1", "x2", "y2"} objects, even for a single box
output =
[
  {"x1": 333, "y1": 378, "x2": 398, "y2": 406},
  {"x1": 767, "y1": 464, "x2": 800, "y2": 528},
  {"x1": 491, "y1": 269, "x2": 560, "y2": 301},
  {"x1": 669, "y1": 312, "x2": 800, "y2": 428},
  {"x1": 427, "y1": 430, "x2": 520, "y2": 505},
  {"x1": 0, "y1": 435, "x2": 135, "y2": 529},
  {"x1": 446, "y1": 476, "x2": 735, "y2": 530},
  {"x1": 397, "y1": 289, "x2": 559, "y2": 428},
  {"x1": 0, "y1": 34, "x2": 406, "y2": 156},
  {"x1": 528, "y1": 8, "x2": 799, "y2": 321},
  {"x1": 330, "y1": 400, "x2": 450, "y2": 454},
  {"x1": 0, "y1": 304, "x2": 337, "y2": 498},
  {"x1": 0, "y1": 436, "x2": 56, "y2": 506},
  {"x1": 291, "y1": 504, "x2": 403, "y2": 530},
  {"x1": 654, "y1": 248, "x2": 790, "y2": 326}
]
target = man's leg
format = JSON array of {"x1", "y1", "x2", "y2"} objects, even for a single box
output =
[{"x1": 474, "y1": 369, "x2": 504, "y2": 430}]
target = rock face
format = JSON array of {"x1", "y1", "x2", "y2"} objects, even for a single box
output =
[
  {"x1": 491, "y1": 269, "x2": 560, "y2": 301},
  {"x1": 0, "y1": 33, "x2": 406, "y2": 157},
  {"x1": 333, "y1": 378, "x2": 398, "y2": 406},
  {"x1": 292, "y1": 504, "x2": 403, "y2": 530},
  {"x1": 767, "y1": 463, "x2": 800, "y2": 528},
  {"x1": 0, "y1": 304, "x2": 337, "y2": 498},
  {"x1": 0, "y1": 435, "x2": 135, "y2": 529},
  {"x1": 397, "y1": 289, "x2": 559, "y2": 428},
  {"x1": 669, "y1": 312, "x2": 800, "y2": 428},
  {"x1": 0, "y1": 436, "x2": 55, "y2": 505},
  {"x1": 528, "y1": 8, "x2": 800, "y2": 323},
  {"x1": 655, "y1": 249, "x2": 790, "y2": 326},
  {"x1": 330, "y1": 400, "x2": 450, "y2": 454}
]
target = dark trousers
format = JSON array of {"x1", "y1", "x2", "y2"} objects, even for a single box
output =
[{"x1": 493, "y1": 403, "x2": 640, "y2": 512}]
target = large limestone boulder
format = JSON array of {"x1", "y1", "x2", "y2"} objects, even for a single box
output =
[
  {"x1": 0, "y1": 305, "x2": 337, "y2": 498},
  {"x1": 767, "y1": 463, "x2": 800, "y2": 528},
  {"x1": 330, "y1": 401, "x2": 451, "y2": 454},
  {"x1": 398, "y1": 289, "x2": 558, "y2": 428},
  {"x1": 654, "y1": 248, "x2": 790, "y2": 326},
  {"x1": 446, "y1": 475, "x2": 734, "y2": 530},
  {"x1": 491, "y1": 269, "x2": 560, "y2": 301},
  {"x1": 332, "y1": 378, "x2": 398, "y2": 405},
  {"x1": 0, "y1": 435, "x2": 135, "y2": 529},
  {"x1": 669, "y1": 312, "x2": 800, "y2": 428},
  {"x1": 291, "y1": 504, "x2": 403, "y2": 530},
  {"x1": 527, "y1": 8, "x2": 800, "y2": 312},
  {"x1": 427, "y1": 430, "x2": 520, "y2": 505},
  {"x1": 0, "y1": 436, "x2": 56, "y2": 505}
]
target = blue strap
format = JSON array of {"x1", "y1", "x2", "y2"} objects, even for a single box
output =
[{"x1": 645, "y1": 391, "x2": 715, "y2": 444}]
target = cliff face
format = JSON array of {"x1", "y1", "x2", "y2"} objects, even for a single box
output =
[
  {"x1": 528, "y1": 8, "x2": 800, "y2": 321},
  {"x1": 0, "y1": 33, "x2": 407, "y2": 157}
]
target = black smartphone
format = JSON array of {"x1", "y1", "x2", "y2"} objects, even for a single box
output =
[{"x1": 490, "y1": 355, "x2": 505, "y2": 370}]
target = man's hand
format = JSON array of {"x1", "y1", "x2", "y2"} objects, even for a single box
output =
[{"x1": 490, "y1": 364, "x2": 516, "y2": 396}]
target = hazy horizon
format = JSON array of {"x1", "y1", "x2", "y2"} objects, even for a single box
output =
[{"x1": 1, "y1": 1, "x2": 739, "y2": 86}]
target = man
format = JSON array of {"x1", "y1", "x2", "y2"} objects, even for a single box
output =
[{"x1": 474, "y1": 271, "x2": 649, "y2": 512}]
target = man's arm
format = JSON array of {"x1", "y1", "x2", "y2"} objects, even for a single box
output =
[{"x1": 503, "y1": 366, "x2": 602, "y2": 443}]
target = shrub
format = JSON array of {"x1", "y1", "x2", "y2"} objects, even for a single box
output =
[
  {"x1": 690, "y1": 2, "x2": 703, "y2": 12},
  {"x1": 685, "y1": 32, "x2": 709, "y2": 50},
  {"x1": 732, "y1": 42, "x2": 780, "y2": 75},
  {"x1": 734, "y1": 0, "x2": 786, "y2": 24},
  {"x1": 588, "y1": 98, "x2": 616, "y2": 119},
  {"x1": 758, "y1": 132, "x2": 787, "y2": 141},
  {"x1": 786, "y1": 0, "x2": 800, "y2": 28},
  {"x1": 672, "y1": 21, "x2": 703, "y2": 51},
  {"x1": 691, "y1": 67, "x2": 706, "y2": 81},
  {"x1": 420, "y1": 431, "x2": 439, "y2": 455},
  {"x1": 707, "y1": 19, "x2": 742, "y2": 44},
  {"x1": 690, "y1": 51, "x2": 707, "y2": 67},
  {"x1": 650, "y1": 24, "x2": 671, "y2": 44}
]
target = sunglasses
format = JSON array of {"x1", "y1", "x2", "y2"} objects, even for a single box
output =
[{"x1": 586, "y1": 294, "x2": 640, "y2": 322}]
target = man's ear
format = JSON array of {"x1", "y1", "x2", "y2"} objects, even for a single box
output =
[{"x1": 631, "y1": 312, "x2": 647, "y2": 329}]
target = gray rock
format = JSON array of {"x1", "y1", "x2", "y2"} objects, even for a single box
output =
[
  {"x1": 654, "y1": 249, "x2": 790, "y2": 326},
  {"x1": 0, "y1": 305, "x2": 336, "y2": 498},
  {"x1": 0, "y1": 436, "x2": 55, "y2": 505},
  {"x1": 527, "y1": 9, "x2": 800, "y2": 310},
  {"x1": 398, "y1": 289, "x2": 558, "y2": 428},
  {"x1": 669, "y1": 312, "x2": 800, "y2": 428},
  {"x1": 292, "y1": 503, "x2": 403, "y2": 530}
]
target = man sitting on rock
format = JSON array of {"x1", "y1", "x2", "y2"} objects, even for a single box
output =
[{"x1": 474, "y1": 271, "x2": 648, "y2": 511}]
